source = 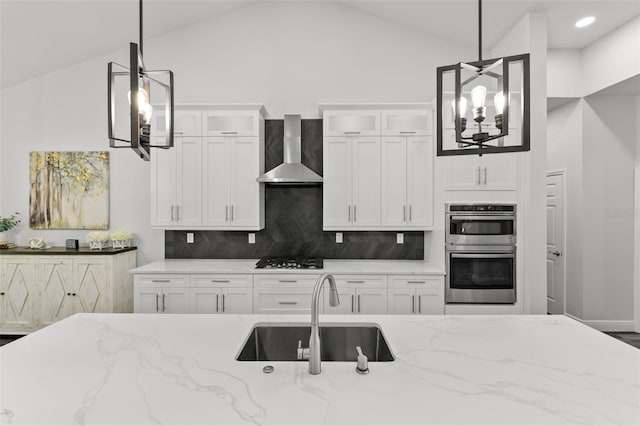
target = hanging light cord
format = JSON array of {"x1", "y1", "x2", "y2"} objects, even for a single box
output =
[
  {"x1": 478, "y1": 0, "x2": 482, "y2": 61},
  {"x1": 139, "y1": 0, "x2": 144, "y2": 56}
]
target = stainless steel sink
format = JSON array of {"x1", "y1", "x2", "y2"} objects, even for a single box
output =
[{"x1": 236, "y1": 322, "x2": 395, "y2": 362}]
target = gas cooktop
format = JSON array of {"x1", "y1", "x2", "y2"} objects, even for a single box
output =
[{"x1": 255, "y1": 257, "x2": 323, "y2": 269}]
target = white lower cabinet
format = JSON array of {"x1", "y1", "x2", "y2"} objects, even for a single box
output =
[
  {"x1": 324, "y1": 275, "x2": 388, "y2": 314},
  {"x1": 253, "y1": 275, "x2": 318, "y2": 314},
  {"x1": 133, "y1": 276, "x2": 190, "y2": 314},
  {"x1": 134, "y1": 274, "x2": 253, "y2": 314},
  {"x1": 191, "y1": 275, "x2": 252, "y2": 314},
  {"x1": 387, "y1": 276, "x2": 444, "y2": 315}
]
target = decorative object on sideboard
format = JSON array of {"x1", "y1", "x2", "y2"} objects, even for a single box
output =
[
  {"x1": 86, "y1": 231, "x2": 110, "y2": 250},
  {"x1": 65, "y1": 239, "x2": 79, "y2": 250},
  {"x1": 0, "y1": 212, "x2": 20, "y2": 247},
  {"x1": 28, "y1": 237, "x2": 51, "y2": 250},
  {"x1": 29, "y1": 152, "x2": 109, "y2": 229},
  {"x1": 110, "y1": 230, "x2": 133, "y2": 249},
  {"x1": 107, "y1": 0, "x2": 174, "y2": 161},
  {"x1": 436, "y1": 0, "x2": 530, "y2": 157}
]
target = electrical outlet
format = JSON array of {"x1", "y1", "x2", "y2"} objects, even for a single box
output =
[
  {"x1": 187, "y1": 233, "x2": 195, "y2": 244},
  {"x1": 336, "y1": 232, "x2": 343, "y2": 244},
  {"x1": 396, "y1": 233, "x2": 404, "y2": 244},
  {"x1": 248, "y1": 233, "x2": 255, "y2": 244}
]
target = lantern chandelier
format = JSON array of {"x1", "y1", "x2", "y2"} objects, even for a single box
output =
[
  {"x1": 437, "y1": 0, "x2": 530, "y2": 156},
  {"x1": 107, "y1": 0, "x2": 174, "y2": 161}
]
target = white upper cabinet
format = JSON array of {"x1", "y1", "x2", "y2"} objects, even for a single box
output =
[
  {"x1": 151, "y1": 104, "x2": 266, "y2": 230},
  {"x1": 151, "y1": 137, "x2": 202, "y2": 228},
  {"x1": 322, "y1": 109, "x2": 380, "y2": 136},
  {"x1": 151, "y1": 109, "x2": 202, "y2": 137},
  {"x1": 382, "y1": 109, "x2": 432, "y2": 136},
  {"x1": 203, "y1": 109, "x2": 263, "y2": 137},
  {"x1": 443, "y1": 152, "x2": 517, "y2": 191},
  {"x1": 323, "y1": 135, "x2": 381, "y2": 230},
  {"x1": 322, "y1": 104, "x2": 433, "y2": 230}
]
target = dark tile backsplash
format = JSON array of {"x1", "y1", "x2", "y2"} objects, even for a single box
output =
[{"x1": 165, "y1": 119, "x2": 424, "y2": 260}]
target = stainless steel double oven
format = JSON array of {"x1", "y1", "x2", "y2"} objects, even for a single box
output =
[{"x1": 445, "y1": 204, "x2": 517, "y2": 304}]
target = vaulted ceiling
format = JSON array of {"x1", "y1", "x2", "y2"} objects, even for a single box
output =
[{"x1": 2, "y1": 0, "x2": 639, "y2": 88}]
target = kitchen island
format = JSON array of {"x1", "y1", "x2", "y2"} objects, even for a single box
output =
[{"x1": 1, "y1": 313, "x2": 638, "y2": 425}]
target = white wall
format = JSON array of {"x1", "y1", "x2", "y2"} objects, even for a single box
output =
[
  {"x1": 547, "y1": 100, "x2": 584, "y2": 318},
  {"x1": 582, "y1": 16, "x2": 640, "y2": 96},
  {"x1": 490, "y1": 12, "x2": 548, "y2": 314},
  {"x1": 582, "y1": 96, "x2": 636, "y2": 321},
  {"x1": 0, "y1": 1, "x2": 472, "y2": 264},
  {"x1": 547, "y1": 49, "x2": 582, "y2": 98}
]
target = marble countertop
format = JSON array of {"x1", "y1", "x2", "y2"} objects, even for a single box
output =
[
  {"x1": 129, "y1": 259, "x2": 445, "y2": 275},
  {"x1": 1, "y1": 313, "x2": 638, "y2": 425}
]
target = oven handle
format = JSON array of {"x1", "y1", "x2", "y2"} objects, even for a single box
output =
[
  {"x1": 449, "y1": 215, "x2": 514, "y2": 221},
  {"x1": 450, "y1": 253, "x2": 514, "y2": 259}
]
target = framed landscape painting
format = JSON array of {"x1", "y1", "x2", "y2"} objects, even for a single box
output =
[{"x1": 29, "y1": 151, "x2": 109, "y2": 229}]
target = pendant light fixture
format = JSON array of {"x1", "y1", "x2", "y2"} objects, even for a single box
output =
[
  {"x1": 107, "y1": 0, "x2": 174, "y2": 161},
  {"x1": 436, "y1": 0, "x2": 530, "y2": 156}
]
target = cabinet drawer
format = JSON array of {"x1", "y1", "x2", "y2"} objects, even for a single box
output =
[
  {"x1": 254, "y1": 274, "x2": 319, "y2": 288},
  {"x1": 203, "y1": 111, "x2": 260, "y2": 136},
  {"x1": 135, "y1": 275, "x2": 189, "y2": 287},
  {"x1": 332, "y1": 275, "x2": 387, "y2": 288},
  {"x1": 323, "y1": 110, "x2": 380, "y2": 136},
  {"x1": 388, "y1": 276, "x2": 443, "y2": 294},
  {"x1": 193, "y1": 275, "x2": 252, "y2": 288},
  {"x1": 382, "y1": 109, "x2": 432, "y2": 136},
  {"x1": 254, "y1": 288, "x2": 313, "y2": 314}
]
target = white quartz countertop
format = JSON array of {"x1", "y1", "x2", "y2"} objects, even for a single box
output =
[
  {"x1": 1, "y1": 313, "x2": 638, "y2": 425},
  {"x1": 129, "y1": 259, "x2": 445, "y2": 275}
]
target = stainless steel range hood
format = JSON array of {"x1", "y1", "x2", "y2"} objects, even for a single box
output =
[{"x1": 257, "y1": 114, "x2": 322, "y2": 184}]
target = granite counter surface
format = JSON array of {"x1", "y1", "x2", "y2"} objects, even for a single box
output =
[{"x1": 1, "y1": 313, "x2": 638, "y2": 425}]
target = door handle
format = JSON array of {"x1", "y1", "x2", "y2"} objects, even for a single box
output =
[
  {"x1": 162, "y1": 293, "x2": 166, "y2": 312},
  {"x1": 151, "y1": 279, "x2": 170, "y2": 283},
  {"x1": 348, "y1": 205, "x2": 351, "y2": 222},
  {"x1": 550, "y1": 251, "x2": 561, "y2": 256},
  {"x1": 221, "y1": 131, "x2": 238, "y2": 135},
  {"x1": 418, "y1": 295, "x2": 422, "y2": 314},
  {"x1": 278, "y1": 280, "x2": 297, "y2": 283},
  {"x1": 357, "y1": 295, "x2": 361, "y2": 313},
  {"x1": 354, "y1": 205, "x2": 357, "y2": 222},
  {"x1": 346, "y1": 280, "x2": 365, "y2": 284},
  {"x1": 278, "y1": 301, "x2": 298, "y2": 305},
  {"x1": 344, "y1": 131, "x2": 361, "y2": 135},
  {"x1": 225, "y1": 205, "x2": 228, "y2": 221},
  {"x1": 412, "y1": 294, "x2": 415, "y2": 313},
  {"x1": 176, "y1": 205, "x2": 180, "y2": 221},
  {"x1": 156, "y1": 294, "x2": 159, "y2": 312},
  {"x1": 403, "y1": 205, "x2": 406, "y2": 222},
  {"x1": 222, "y1": 294, "x2": 225, "y2": 312},
  {"x1": 211, "y1": 280, "x2": 230, "y2": 283},
  {"x1": 409, "y1": 205, "x2": 412, "y2": 222},
  {"x1": 230, "y1": 205, "x2": 234, "y2": 221},
  {"x1": 400, "y1": 131, "x2": 416, "y2": 134},
  {"x1": 216, "y1": 293, "x2": 219, "y2": 312},
  {"x1": 483, "y1": 167, "x2": 488, "y2": 185},
  {"x1": 476, "y1": 167, "x2": 481, "y2": 184},
  {"x1": 351, "y1": 295, "x2": 355, "y2": 313},
  {"x1": 170, "y1": 205, "x2": 174, "y2": 221}
]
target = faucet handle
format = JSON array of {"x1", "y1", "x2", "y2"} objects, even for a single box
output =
[
  {"x1": 297, "y1": 340, "x2": 310, "y2": 360},
  {"x1": 355, "y1": 346, "x2": 369, "y2": 374}
]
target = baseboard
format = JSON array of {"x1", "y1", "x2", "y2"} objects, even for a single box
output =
[{"x1": 564, "y1": 314, "x2": 636, "y2": 332}]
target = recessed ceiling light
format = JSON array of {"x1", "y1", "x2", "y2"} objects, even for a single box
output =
[{"x1": 575, "y1": 16, "x2": 596, "y2": 28}]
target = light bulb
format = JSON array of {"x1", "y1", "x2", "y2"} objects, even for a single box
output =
[
  {"x1": 494, "y1": 92, "x2": 505, "y2": 115},
  {"x1": 450, "y1": 96, "x2": 468, "y2": 118},
  {"x1": 127, "y1": 88, "x2": 153, "y2": 124},
  {"x1": 471, "y1": 85, "x2": 487, "y2": 107},
  {"x1": 471, "y1": 85, "x2": 487, "y2": 122}
]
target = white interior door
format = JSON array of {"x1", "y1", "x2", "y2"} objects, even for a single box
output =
[{"x1": 546, "y1": 172, "x2": 565, "y2": 314}]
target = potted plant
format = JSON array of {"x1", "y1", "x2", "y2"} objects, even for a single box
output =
[
  {"x1": 110, "y1": 230, "x2": 133, "y2": 249},
  {"x1": 86, "y1": 231, "x2": 110, "y2": 250},
  {"x1": 0, "y1": 212, "x2": 20, "y2": 243}
]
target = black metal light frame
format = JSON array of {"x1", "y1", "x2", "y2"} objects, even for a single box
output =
[
  {"x1": 436, "y1": 0, "x2": 530, "y2": 157},
  {"x1": 107, "y1": 0, "x2": 174, "y2": 161}
]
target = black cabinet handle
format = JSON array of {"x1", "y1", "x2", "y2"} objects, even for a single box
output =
[
  {"x1": 0, "y1": 292, "x2": 5, "y2": 296},
  {"x1": 67, "y1": 292, "x2": 71, "y2": 296},
  {"x1": 72, "y1": 293, "x2": 77, "y2": 296}
]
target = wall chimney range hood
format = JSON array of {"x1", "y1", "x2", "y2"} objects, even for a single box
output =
[{"x1": 257, "y1": 115, "x2": 322, "y2": 184}]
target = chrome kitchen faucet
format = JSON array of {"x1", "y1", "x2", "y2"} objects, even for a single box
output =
[{"x1": 297, "y1": 273, "x2": 340, "y2": 374}]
